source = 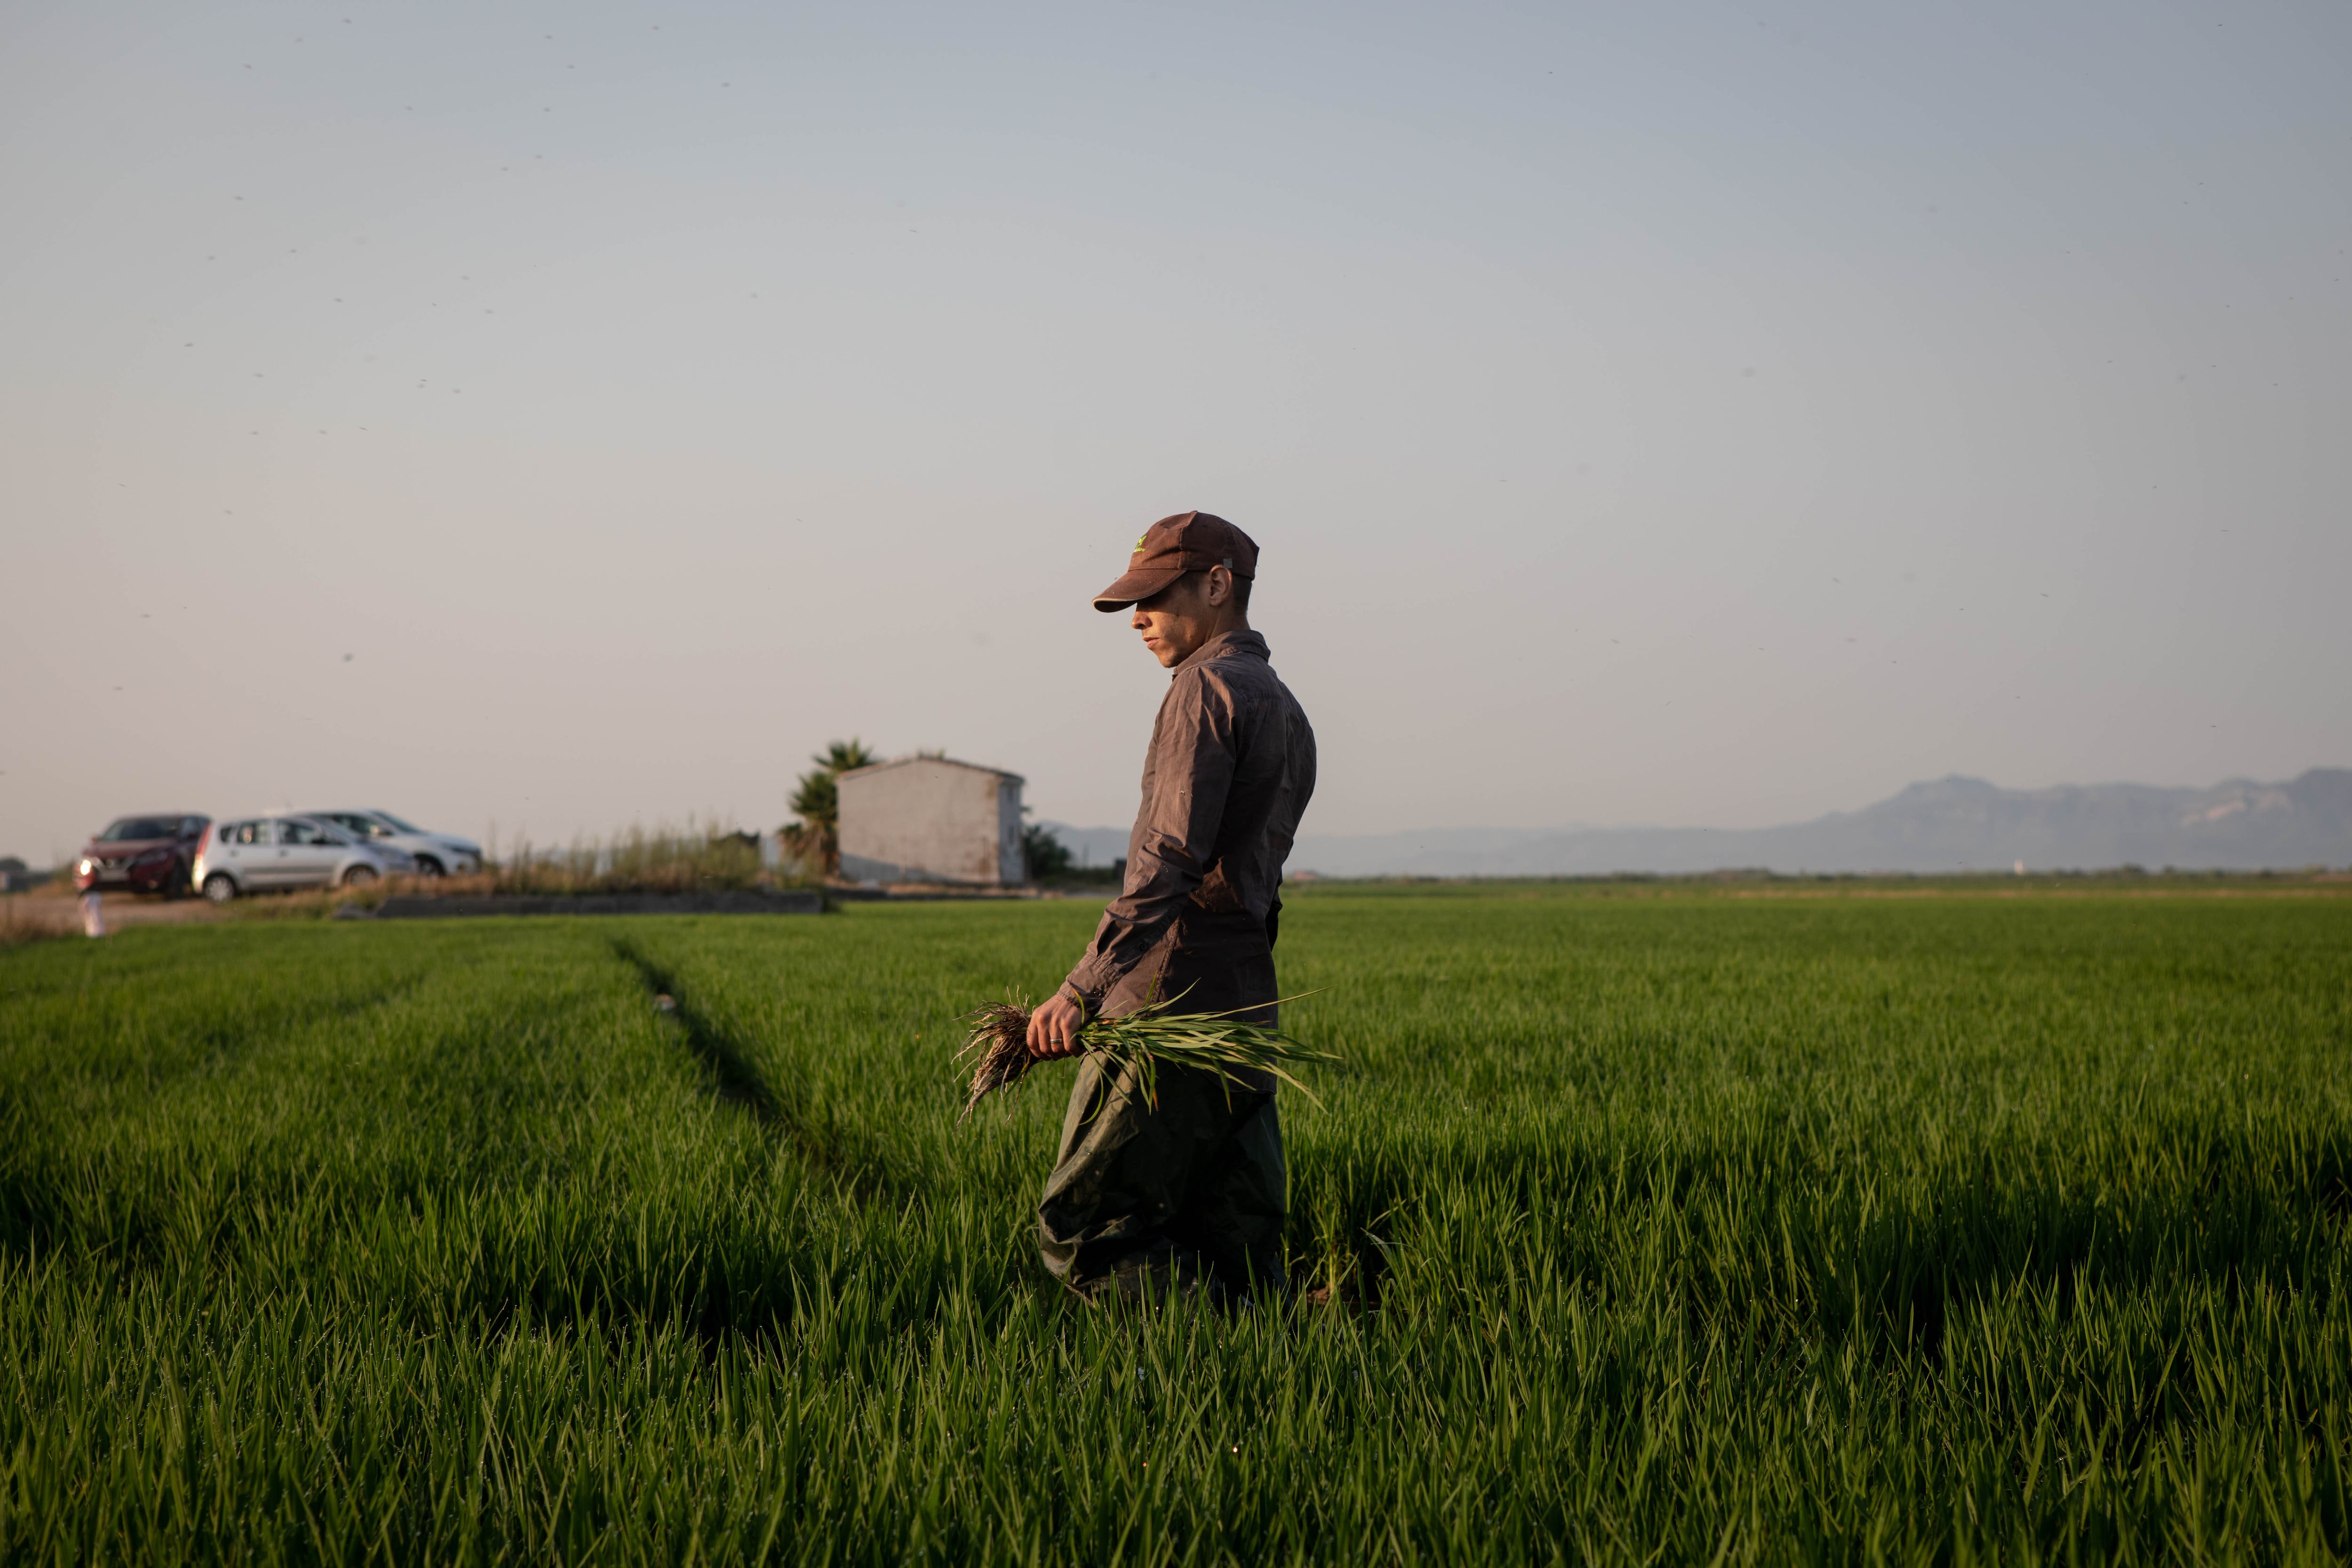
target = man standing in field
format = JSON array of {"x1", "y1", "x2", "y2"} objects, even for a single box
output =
[{"x1": 1025, "y1": 511, "x2": 1317, "y2": 1303}]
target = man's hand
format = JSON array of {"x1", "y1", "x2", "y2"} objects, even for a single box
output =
[{"x1": 1028, "y1": 993, "x2": 1088, "y2": 1059}]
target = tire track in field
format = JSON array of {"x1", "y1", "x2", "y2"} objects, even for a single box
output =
[{"x1": 609, "y1": 939, "x2": 905, "y2": 1201}]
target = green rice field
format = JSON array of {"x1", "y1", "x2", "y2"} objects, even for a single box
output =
[{"x1": 3, "y1": 885, "x2": 2348, "y2": 1564}]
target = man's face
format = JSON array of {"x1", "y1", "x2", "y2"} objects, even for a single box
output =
[{"x1": 1130, "y1": 568, "x2": 1229, "y2": 669}]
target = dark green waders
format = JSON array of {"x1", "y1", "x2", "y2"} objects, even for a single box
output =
[
  {"x1": 1035, "y1": 915, "x2": 1288, "y2": 1301},
  {"x1": 1036, "y1": 1055, "x2": 1286, "y2": 1301}
]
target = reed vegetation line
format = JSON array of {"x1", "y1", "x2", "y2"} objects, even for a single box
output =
[{"x1": 484, "y1": 823, "x2": 806, "y2": 896}]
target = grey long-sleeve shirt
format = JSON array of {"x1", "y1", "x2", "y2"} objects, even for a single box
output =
[{"x1": 1059, "y1": 629, "x2": 1316, "y2": 1017}]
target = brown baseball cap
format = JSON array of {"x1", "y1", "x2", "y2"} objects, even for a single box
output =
[{"x1": 1092, "y1": 510, "x2": 1259, "y2": 613}]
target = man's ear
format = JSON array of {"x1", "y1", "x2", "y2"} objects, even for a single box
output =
[{"x1": 1204, "y1": 564, "x2": 1233, "y2": 606}]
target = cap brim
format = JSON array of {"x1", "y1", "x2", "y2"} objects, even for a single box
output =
[{"x1": 1091, "y1": 564, "x2": 1186, "y2": 613}]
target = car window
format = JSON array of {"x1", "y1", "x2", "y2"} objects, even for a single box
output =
[
  {"x1": 279, "y1": 820, "x2": 323, "y2": 846},
  {"x1": 99, "y1": 817, "x2": 178, "y2": 842},
  {"x1": 226, "y1": 821, "x2": 269, "y2": 846},
  {"x1": 375, "y1": 811, "x2": 425, "y2": 834}
]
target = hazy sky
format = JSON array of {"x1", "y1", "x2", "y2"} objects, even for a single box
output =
[{"x1": 4, "y1": 0, "x2": 2348, "y2": 864}]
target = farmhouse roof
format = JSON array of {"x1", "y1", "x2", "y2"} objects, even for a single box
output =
[{"x1": 839, "y1": 755, "x2": 1026, "y2": 786}]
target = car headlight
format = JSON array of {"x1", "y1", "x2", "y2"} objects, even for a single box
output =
[{"x1": 78, "y1": 858, "x2": 95, "y2": 876}]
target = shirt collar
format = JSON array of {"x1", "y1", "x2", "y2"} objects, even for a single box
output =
[{"x1": 1175, "y1": 628, "x2": 1268, "y2": 673}]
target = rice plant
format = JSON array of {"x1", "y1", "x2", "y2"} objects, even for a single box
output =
[
  {"x1": 1, "y1": 886, "x2": 2346, "y2": 1563},
  {"x1": 956, "y1": 991, "x2": 1340, "y2": 1118}
]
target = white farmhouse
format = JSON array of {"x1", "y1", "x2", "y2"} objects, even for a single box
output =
[{"x1": 836, "y1": 756, "x2": 1025, "y2": 886}]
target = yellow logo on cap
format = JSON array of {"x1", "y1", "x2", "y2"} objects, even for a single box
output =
[{"x1": 1134, "y1": 534, "x2": 1150, "y2": 552}]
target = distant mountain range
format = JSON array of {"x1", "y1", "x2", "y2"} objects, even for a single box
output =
[{"x1": 1042, "y1": 768, "x2": 2352, "y2": 878}]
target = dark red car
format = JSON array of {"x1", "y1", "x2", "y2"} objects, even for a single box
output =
[{"x1": 75, "y1": 814, "x2": 211, "y2": 897}]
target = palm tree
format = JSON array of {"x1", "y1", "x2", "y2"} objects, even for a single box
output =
[
  {"x1": 783, "y1": 739, "x2": 878, "y2": 876},
  {"x1": 1022, "y1": 821, "x2": 1073, "y2": 883}
]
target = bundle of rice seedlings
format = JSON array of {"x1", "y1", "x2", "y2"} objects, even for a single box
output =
[{"x1": 957, "y1": 993, "x2": 1337, "y2": 1121}]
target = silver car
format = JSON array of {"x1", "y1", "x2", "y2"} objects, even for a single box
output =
[
  {"x1": 302, "y1": 809, "x2": 483, "y2": 877},
  {"x1": 194, "y1": 814, "x2": 400, "y2": 903}
]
